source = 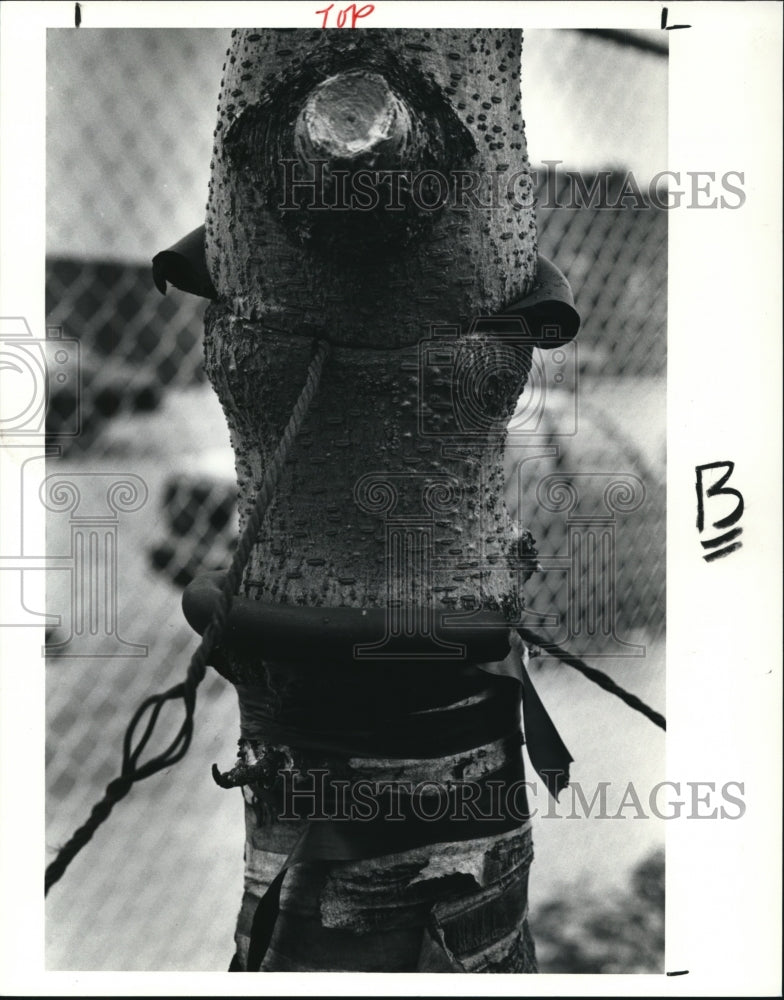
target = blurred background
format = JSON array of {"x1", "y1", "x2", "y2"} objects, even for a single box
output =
[{"x1": 45, "y1": 28, "x2": 666, "y2": 972}]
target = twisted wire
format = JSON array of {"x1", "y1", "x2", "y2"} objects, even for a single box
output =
[
  {"x1": 518, "y1": 627, "x2": 666, "y2": 731},
  {"x1": 45, "y1": 340, "x2": 331, "y2": 895},
  {"x1": 45, "y1": 335, "x2": 666, "y2": 894}
]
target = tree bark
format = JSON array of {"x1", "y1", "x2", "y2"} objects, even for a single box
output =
[{"x1": 202, "y1": 27, "x2": 540, "y2": 973}]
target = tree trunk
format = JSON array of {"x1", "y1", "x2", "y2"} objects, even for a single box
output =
[{"x1": 202, "y1": 27, "x2": 540, "y2": 973}]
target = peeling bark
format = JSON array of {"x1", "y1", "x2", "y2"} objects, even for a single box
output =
[{"x1": 203, "y1": 28, "x2": 539, "y2": 972}]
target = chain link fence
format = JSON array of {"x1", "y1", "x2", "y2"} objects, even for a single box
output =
[{"x1": 42, "y1": 28, "x2": 666, "y2": 971}]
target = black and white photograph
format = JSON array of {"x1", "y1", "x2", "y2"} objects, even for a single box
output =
[{"x1": 0, "y1": 1, "x2": 780, "y2": 993}]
